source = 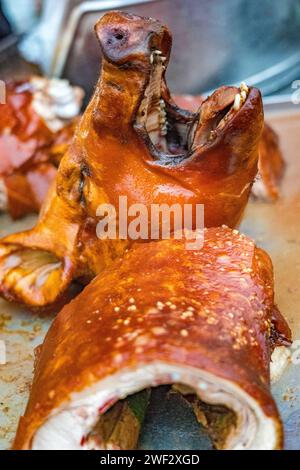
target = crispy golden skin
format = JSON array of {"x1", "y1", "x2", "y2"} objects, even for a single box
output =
[
  {"x1": 0, "y1": 12, "x2": 263, "y2": 309},
  {"x1": 255, "y1": 123, "x2": 285, "y2": 200},
  {"x1": 13, "y1": 227, "x2": 291, "y2": 450}
]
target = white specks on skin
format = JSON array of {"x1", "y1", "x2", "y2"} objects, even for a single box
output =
[
  {"x1": 135, "y1": 335, "x2": 150, "y2": 347},
  {"x1": 180, "y1": 329, "x2": 189, "y2": 337},
  {"x1": 147, "y1": 308, "x2": 159, "y2": 315},
  {"x1": 181, "y1": 311, "x2": 193, "y2": 319},
  {"x1": 127, "y1": 305, "x2": 137, "y2": 312},
  {"x1": 113, "y1": 353, "x2": 123, "y2": 364},
  {"x1": 207, "y1": 317, "x2": 218, "y2": 325},
  {"x1": 151, "y1": 327, "x2": 166, "y2": 336}
]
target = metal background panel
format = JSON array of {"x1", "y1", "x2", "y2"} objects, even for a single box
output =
[{"x1": 49, "y1": 0, "x2": 300, "y2": 99}]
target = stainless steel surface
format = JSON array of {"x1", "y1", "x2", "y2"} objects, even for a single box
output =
[
  {"x1": 47, "y1": 0, "x2": 300, "y2": 98},
  {"x1": 0, "y1": 104, "x2": 300, "y2": 450}
]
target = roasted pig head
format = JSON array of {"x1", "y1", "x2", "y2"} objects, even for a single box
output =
[
  {"x1": 13, "y1": 227, "x2": 291, "y2": 450},
  {"x1": 0, "y1": 11, "x2": 263, "y2": 309}
]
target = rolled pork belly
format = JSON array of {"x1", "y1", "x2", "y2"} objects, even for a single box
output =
[{"x1": 13, "y1": 226, "x2": 291, "y2": 450}]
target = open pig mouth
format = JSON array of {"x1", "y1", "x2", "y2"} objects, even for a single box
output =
[
  {"x1": 96, "y1": 11, "x2": 259, "y2": 167},
  {"x1": 134, "y1": 47, "x2": 250, "y2": 163}
]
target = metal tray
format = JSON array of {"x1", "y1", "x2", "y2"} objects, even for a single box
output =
[{"x1": 0, "y1": 104, "x2": 300, "y2": 450}]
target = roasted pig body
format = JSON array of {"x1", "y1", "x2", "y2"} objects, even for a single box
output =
[
  {"x1": 0, "y1": 12, "x2": 264, "y2": 309},
  {"x1": 13, "y1": 226, "x2": 291, "y2": 450},
  {"x1": 0, "y1": 77, "x2": 82, "y2": 218}
]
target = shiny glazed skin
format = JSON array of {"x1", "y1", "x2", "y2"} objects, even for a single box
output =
[
  {"x1": 174, "y1": 96, "x2": 285, "y2": 201},
  {"x1": 256, "y1": 123, "x2": 285, "y2": 200},
  {"x1": 12, "y1": 226, "x2": 291, "y2": 450},
  {"x1": 0, "y1": 12, "x2": 264, "y2": 309},
  {"x1": 0, "y1": 80, "x2": 76, "y2": 218}
]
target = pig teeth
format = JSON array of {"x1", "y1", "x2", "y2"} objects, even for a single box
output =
[
  {"x1": 161, "y1": 123, "x2": 168, "y2": 136},
  {"x1": 150, "y1": 50, "x2": 166, "y2": 66},
  {"x1": 240, "y1": 90, "x2": 247, "y2": 101},
  {"x1": 159, "y1": 99, "x2": 168, "y2": 135},
  {"x1": 233, "y1": 93, "x2": 241, "y2": 111},
  {"x1": 240, "y1": 82, "x2": 249, "y2": 93},
  {"x1": 233, "y1": 83, "x2": 249, "y2": 111}
]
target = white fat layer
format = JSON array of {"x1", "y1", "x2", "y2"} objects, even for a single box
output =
[
  {"x1": 0, "y1": 178, "x2": 8, "y2": 211},
  {"x1": 32, "y1": 361, "x2": 279, "y2": 450},
  {"x1": 270, "y1": 346, "x2": 291, "y2": 383},
  {"x1": 30, "y1": 77, "x2": 84, "y2": 133}
]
